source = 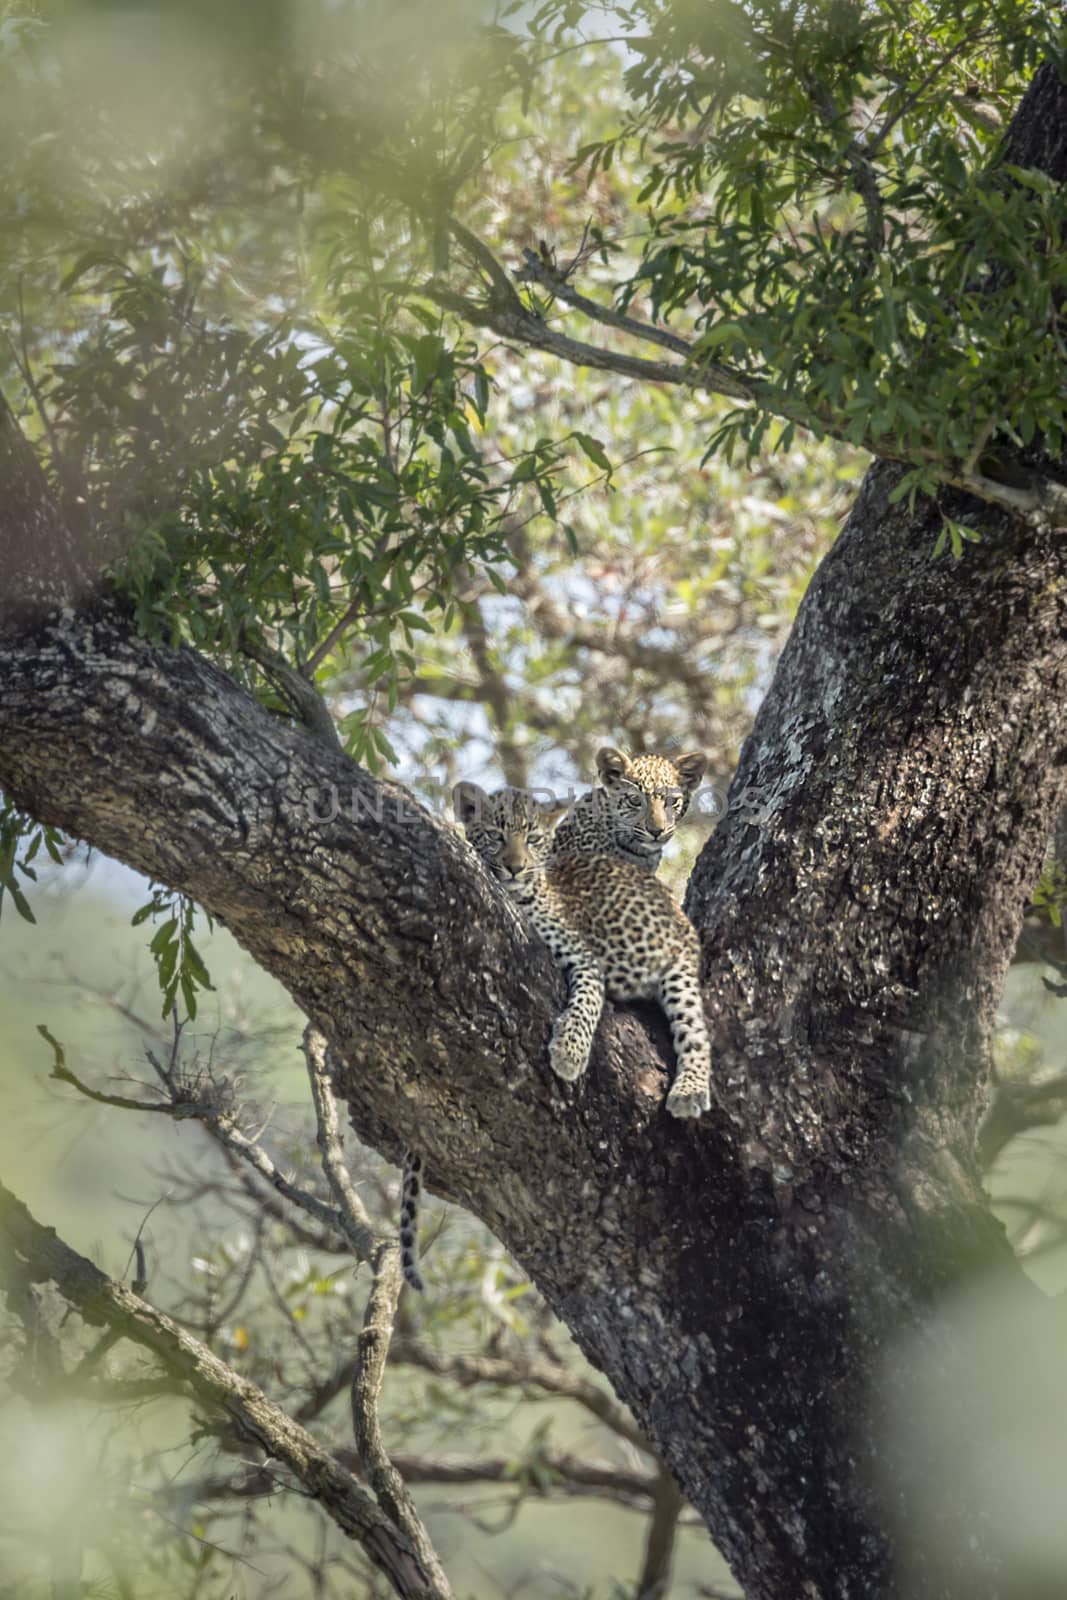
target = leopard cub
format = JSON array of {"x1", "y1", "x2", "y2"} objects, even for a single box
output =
[
  {"x1": 551, "y1": 747, "x2": 706, "y2": 872},
  {"x1": 454, "y1": 783, "x2": 712, "y2": 1117}
]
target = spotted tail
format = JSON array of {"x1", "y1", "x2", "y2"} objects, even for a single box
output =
[{"x1": 399, "y1": 1150, "x2": 425, "y2": 1292}]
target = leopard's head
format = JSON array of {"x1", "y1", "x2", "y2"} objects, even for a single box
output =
[
  {"x1": 453, "y1": 784, "x2": 567, "y2": 885},
  {"x1": 594, "y1": 747, "x2": 706, "y2": 859}
]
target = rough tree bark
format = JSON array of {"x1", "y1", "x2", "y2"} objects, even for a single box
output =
[{"x1": 2, "y1": 59, "x2": 1067, "y2": 1600}]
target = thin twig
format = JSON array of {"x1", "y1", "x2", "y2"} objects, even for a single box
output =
[
  {"x1": 302, "y1": 1026, "x2": 454, "y2": 1597},
  {"x1": 388, "y1": 1336, "x2": 648, "y2": 1452},
  {"x1": 351, "y1": 1245, "x2": 455, "y2": 1595},
  {"x1": 302, "y1": 1025, "x2": 378, "y2": 1260},
  {"x1": 516, "y1": 247, "x2": 693, "y2": 356}
]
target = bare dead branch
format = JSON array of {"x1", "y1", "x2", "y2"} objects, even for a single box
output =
[
  {"x1": 388, "y1": 1337, "x2": 648, "y2": 1452},
  {"x1": 0, "y1": 1181, "x2": 445, "y2": 1600},
  {"x1": 351, "y1": 1247, "x2": 454, "y2": 1593},
  {"x1": 303, "y1": 1025, "x2": 379, "y2": 1260},
  {"x1": 375, "y1": 1449, "x2": 656, "y2": 1502},
  {"x1": 302, "y1": 1027, "x2": 452, "y2": 1592},
  {"x1": 219, "y1": 1148, "x2": 345, "y2": 1253},
  {"x1": 139, "y1": 1045, "x2": 349, "y2": 1239},
  {"x1": 171, "y1": 1448, "x2": 658, "y2": 1507},
  {"x1": 635, "y1": 1466, "x2": 687, "y2": 1600}
]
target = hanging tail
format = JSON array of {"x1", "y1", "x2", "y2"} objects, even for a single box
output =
[{"x1": 399, "y1": 1150, "x2": 425, "y2": 1291}]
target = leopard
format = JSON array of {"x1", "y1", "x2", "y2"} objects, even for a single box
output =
[
  {"x1": 550, "y1": 747, "x2": 706, "y2": 873},
  {"x1": 456, "y1": 781, "x2": 711, "y2": 1109}
]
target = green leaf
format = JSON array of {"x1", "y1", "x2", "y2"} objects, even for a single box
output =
[
  {"x1": 572, "y1": 432, "x2": 612, "y2": 472},
  {"x1": 157, "y1": 939, "x2": 179, "y2": 992},
  {"x1": 695, "y1": 320, "x2": 745, "y2": 351},
  {"x1": 182, "y1": 937, "x2": 214, "y2": 991},
  {"x1": 9, "y1": 882, "x2": 36, "y2": 923},
  {"x1": 180, "y1": 969, "x2": 199, "y2": 1021}
]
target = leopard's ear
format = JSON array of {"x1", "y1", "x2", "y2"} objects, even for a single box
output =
[
  {"x1": 537, "y1": 795, "x2": 570, "y2": 827},
  {"x1": 596, "y1": 747, "x2": 632, "y2": 785},
  {"x1": 452, "y1": 782, "x2": 487, "y2": 825},
  {"x1": 674, "y1": 752, "x2": 707, "y2": 792}
]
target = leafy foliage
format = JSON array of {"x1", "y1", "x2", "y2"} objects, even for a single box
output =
[
  {"x1": 0, "y1": 796, "x2": 64, "y2": 924},
  {"x1": 131, "y1": 886, "x2": 215, "y2": 1019},
  {"x1": 0, "y1": 0, "x2": 563, "y2": 768},
  {"x1": 528, "y1": 1, "x2": 1067, "y2": 486}
]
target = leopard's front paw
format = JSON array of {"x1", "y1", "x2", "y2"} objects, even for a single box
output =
[
  {"x1": 665, "y1": 1076, "x2": 711, "y2": 1119},
  {"x1": 548, "y1": 1021, "x2": 590, "y2": 1083}
]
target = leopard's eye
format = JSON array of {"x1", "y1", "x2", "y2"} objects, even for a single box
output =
[{"x1": 621, "y1": 791, "x2": 643, "y2": 811}]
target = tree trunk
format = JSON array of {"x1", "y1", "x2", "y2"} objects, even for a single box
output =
[{"x1": 2, "y1": 60, "x2": 1067, "y2": 1600}]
